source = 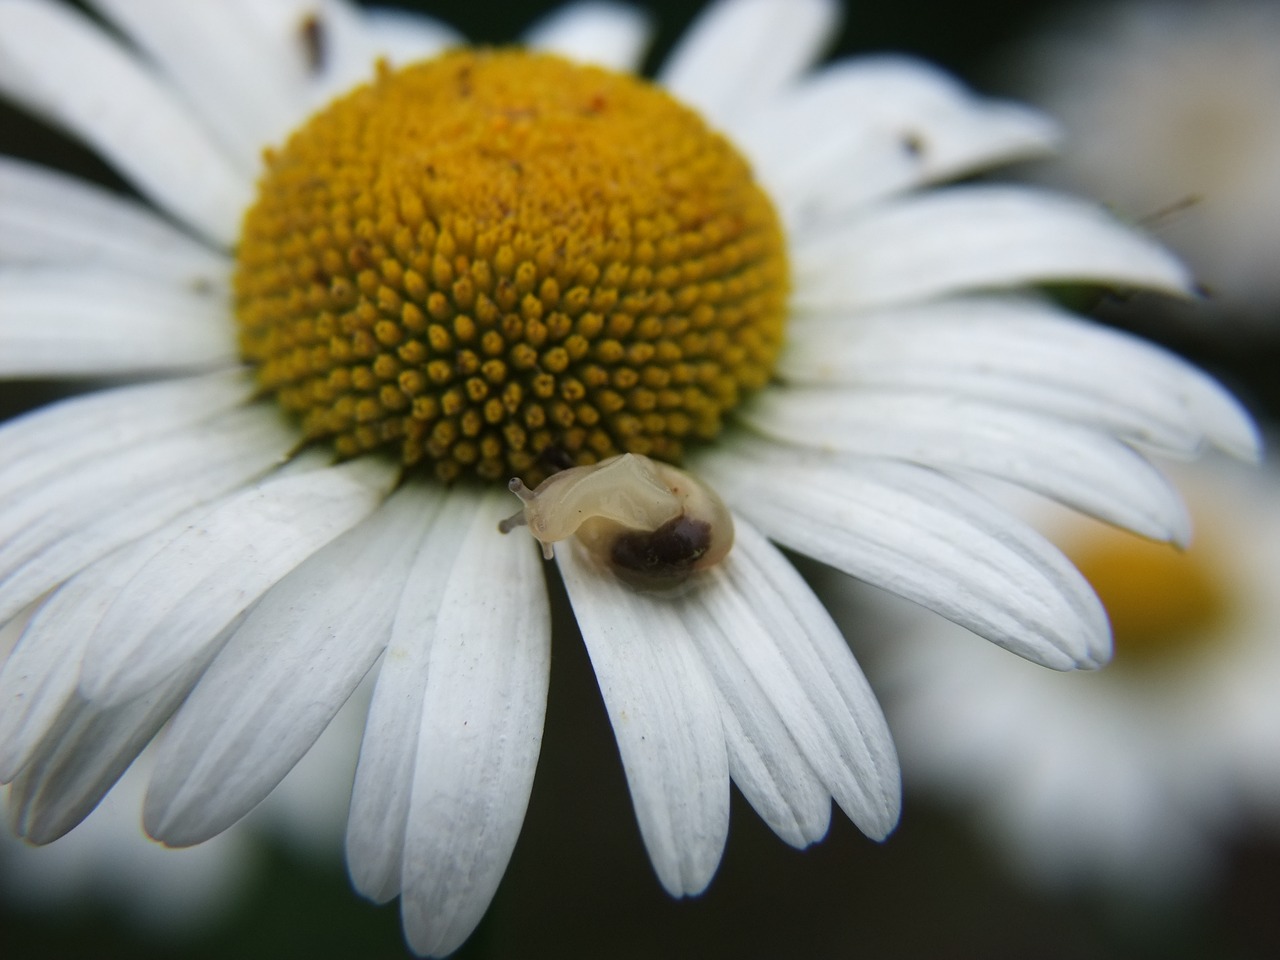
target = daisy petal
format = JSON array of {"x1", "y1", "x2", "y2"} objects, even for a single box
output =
[
  {"x1": 659, "y1": 0, "x2": 840, "y2": 128},
  {"x1": 718, "y1": 688, "x2": 831, "y2": 849},
  {"x1": 301, "y1": 0, "x2": 408, "y2": 108},
  {"x1": 0, "y1": 601, "x2": 32, "y2": 660},
  {"x1": 699, "y1": 444, "x2": 1111, "y2": 668},
  {"x1": 362, "y1": 8, "x2": 463, "y2": 65},
  {"x1": 738, "y1": 56, "x2": 1058, "y2": 225},
  {"x1": 143, "y1": 484, "x2": 442, "y2": 847},
  {"x1": 7, "y1": 644, "x2": 214, "y2": 845},
  {"x1": 0, "y1": 371, "x2": 251, "y2": 502},
  {"x1": 782, "y1": 295, "x2": 1259, "y2": 462},
  {"x1": 693, "y1": 519, "x2": 899, "y2": 841},
  {"x1": 557, "y1": 541, "x2": 730, "y2": 896},
  {"x1": 0, "y1": 157, "x2": 227, "y2": 283},
  {"x1": 171, "y1": 0, "x2": 394, "y2": 143},
  {"x1": 0, "y1": 0, "x2": 251, "y2": 244},
  {"x1": 742, "y1": 387, "x2": 1192, "y2": 543},
  {"x1": 86, "y1": 0, "x2": 322, "y2": 172},
  {"x1": 0, "y1": 269, "x2": 238, "y2": 376},
  {"x1": 0, "y1": 405, "x2": 296, "y2": 625},
  {"x1": 793, "y1": 186, "x2": 1192, "y2": 310},
  {"x1": 400, "y1": 492, "x2": 551, "y2": 959},
  {"x1": 0, "y1": 537, "x2": 159, "y2": 783},
  {"x1": 77, "y1": 457, "x2": 397, "y2": 707},
  {"x1": 525, "y1": 2, "x2": 653, "y2": 71},
  {"x1": 346, "y1": 493, "x2": 483, "y2": 903},
  {"x1": 1180, "y1": 378, "x2": 1263, "y2": 464}
]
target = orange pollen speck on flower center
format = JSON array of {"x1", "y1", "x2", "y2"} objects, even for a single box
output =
[{"x1": 233, "y1": 48, "x2": 789, "y2": 485}]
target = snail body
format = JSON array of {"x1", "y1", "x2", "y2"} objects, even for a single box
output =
[{"x1": 498, "y1": 453, "x2": 734, "y2": 585}]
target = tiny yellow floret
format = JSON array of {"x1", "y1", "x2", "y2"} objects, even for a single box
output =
[{"x1": 235, "y1": 49, "x2": 788, "y2": 484}]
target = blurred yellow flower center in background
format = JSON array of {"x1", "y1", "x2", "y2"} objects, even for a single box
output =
[
  {"x1": 1066, "y1": 522, "x2": 1232, "y2": 667},
  {"x1": 234, "y1": 49, "x2": 788, "y2": 485}
]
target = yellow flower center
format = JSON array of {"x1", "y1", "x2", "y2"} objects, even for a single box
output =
[
  {"x1": 1065, "y1": 522, "x2": 1233, "y2": 668},
  {"x1": 234, "y1": 49, "x2": 788, "y2": 485}
]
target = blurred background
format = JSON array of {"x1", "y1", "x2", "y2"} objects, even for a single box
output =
[{"x1": 2, "y1": 0, "x2": 1279, "y2": 957}]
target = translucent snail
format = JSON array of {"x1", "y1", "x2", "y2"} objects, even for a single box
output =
[{"x1": 497, "y1": 453, "x2": 734, "y2": 586}]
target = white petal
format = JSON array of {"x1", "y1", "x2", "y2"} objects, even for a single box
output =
[
  {"x1": 524, "y1": 2, "x2": 653, "y2": 71},
  {"x1": 77, "y1": 456, "x2": 397, "y2": 707},
  {"x1": 215, "y1": 0, "x2": 379, "y2": 141},
  {"x1": 0, "y1": 0, "x2": 252, "y2": 244},
  {"x1": 741, "y1": 387, "x2": 1193, "y2": 543},
  {"x1": 698, "y1": 443, "x2": 1111, "y2": 668},
  {"x1": 300, "y1": 0, "x2": 407, "y2": 110},
  {"x1": 734, "y1": 56, "x2": 1058, "y2": 229},
  {"x1": 0, "y1": 514, "x2": 181, "y2": 782},
  {"x1": 400, "y1": 491, "x2": 551, "y2": 958},
  {"x1": 782, "y1": 295, "x2": 1259, "y2": 463},
  {"x1": 0, "y1": 156, "x2": 228, "y2": 284},
  {"x1": 793, "y1": 186, "x2": 1193, "y2": 310},
  {"x1": 345, "y1": 492, "x2": 483, "y2": 903},
  {"x1": 0, "y1": 600, "x2": 34, "y2": 661},
  {"x1": 691, "y1": 519, "x2": 899, "y2": 841},
  {"x1": 0, "y1": 371, "x2": 252, "y2": 502},
  {"x1": 0, "y1": 405, "x2": 296, "y2": 625},
  {"x1": 86, "y1": 0, "x2": 318, "y2": 171},
  {"x1": 717, "y1": 688, "x2": 831, "y2": 849},
  {"x1": 7, "y1": 639, "x2": 215, "y2": 845},
  {"x1": 362, "y1": 7, "x2": 463, "y2": 65},
  {"x1": 659, "y1": 0, "x2": 840, "y2": 129},
  {"x1": 0, "y1": 269, "x2": 238, "y2": 376},
  {"x1": 143, "y1": 483, "x2": 442, "y2": 847},
  {"x1": 557, "y1": 541, "x2": 730, "y2": 896}
]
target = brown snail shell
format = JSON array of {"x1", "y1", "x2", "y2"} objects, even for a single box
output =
[{"x1": 498, "y1": 453, "x2": 734, "y2": 585}]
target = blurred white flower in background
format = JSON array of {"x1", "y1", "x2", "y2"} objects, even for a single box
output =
[
  {"x1": 866, "y1": 454, "x2": 1280, "y2": 898},
  {"x1": 1012, "y1": 0, "x2": 1280, "y2": 324}
]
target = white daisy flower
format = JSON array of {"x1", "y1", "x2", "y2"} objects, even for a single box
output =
[
  {"x1": 871, "y1": 455, "x2": 1280, "y2": 898},
  {"x1": 1010, "y1": 0, "x2": 1280, "y2": 322},
  {"x1": 0, "y1": 0, "x2": 1258, "y2": 955}
]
